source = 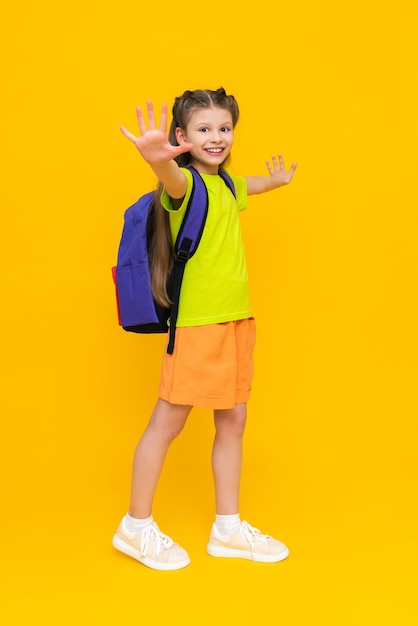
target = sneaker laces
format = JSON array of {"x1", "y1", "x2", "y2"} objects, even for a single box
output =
[
  {"x1": 140, "y1": 522, "x2": 175, "y2": 557},
  {"x1": 239, "y1": 521, "x2": 270, "y2": 545}
]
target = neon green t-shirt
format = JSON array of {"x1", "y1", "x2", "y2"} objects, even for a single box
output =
[{"x1": 161, "y1": 168, "x2": 251, "y2": 327}]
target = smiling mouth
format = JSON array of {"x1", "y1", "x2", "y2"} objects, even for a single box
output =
[{"x1": 205, "y1": 148, "x2": 224, "y2": 154}]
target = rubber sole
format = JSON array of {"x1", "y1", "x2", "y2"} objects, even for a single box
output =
[
  {"x1": 112, "y1": 534, "x2": 191, "y2": 571},
  {"x1": 206, "y1": 542, "x2": 290, "y2": 563}
]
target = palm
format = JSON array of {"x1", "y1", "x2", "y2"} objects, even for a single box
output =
[
  {"x1": 272, "y1": 169, "x2": 293, "y2": 185},
  {"x1": 133, "y1": 129, "x2": 186, "y2": 164}
]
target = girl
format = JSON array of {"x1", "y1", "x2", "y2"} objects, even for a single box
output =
[{"x1": 113, "y1": 88, "x2": 296, "y2": 570}]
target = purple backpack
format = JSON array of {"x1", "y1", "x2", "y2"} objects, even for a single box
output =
[{"x1": 112, "y1": 167, "x2": 236, "y2": 354}]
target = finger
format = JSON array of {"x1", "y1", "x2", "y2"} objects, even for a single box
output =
[
  {"x1": 135, "y1": 106, "x2": 147, "y2": 135},
  {"x1": 146, "y1": 100, "x2": 156, "y2": 130},
  {"x1": 266, "y1": 160, "x2": 273, "y2": 175},
  {"x1": 159, "y1": 103, "x2": 168, "y2": 133},
  {"x1": 272, "y1": 154, "x2": 279, "y2": 170},
  {"x1": 168, "y1": 142, "x2": 193, "y2": 158},
  {"x1": 278, "y1": 154, "x2": 285, "y2": 169},
  {"x1": 287, "y1": 163, "x2": 297, "y2": 181},
  {"x1": 120, "y1": 126, "x2": 138, "y2": 142},
  {"x1": 174, "y1": 141, "x2": 193, "y2": 156}
]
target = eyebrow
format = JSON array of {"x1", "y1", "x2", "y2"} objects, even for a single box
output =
[{"x1": 193, "y1": 120, "x2": 233, "y2": 127}]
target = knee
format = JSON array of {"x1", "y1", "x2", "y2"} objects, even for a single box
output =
[
  {"x1": 215, "y1": 405, "x2": 247, "y2": 438},
  {"x1": 148, "y1": 415, "x2": 184, "y2": 442},
  {"x1": 149, "y1": 401, "x2": 190, "y2": 442}
]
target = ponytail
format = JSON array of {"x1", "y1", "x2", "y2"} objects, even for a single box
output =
[{"x1": 149, "y1": 184, "x2": 173, "y2": 308}]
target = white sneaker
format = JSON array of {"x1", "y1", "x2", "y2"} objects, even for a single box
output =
[
  {"x1": 112, "y1": 517, "x2": 190, "y2": 570},
  {"x1": 207, "y1": 520, "x2": 289, "y2": 563}
]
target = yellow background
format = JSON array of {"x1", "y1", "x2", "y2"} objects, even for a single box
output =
[{"x1": 1, "y1": 1, "x2": 417, "y2": 624}]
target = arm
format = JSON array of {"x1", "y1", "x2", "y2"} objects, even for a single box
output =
[
  {"x1": 120, "y1": 101, "x2": 193, "y2": 199},
  {"x1": 246, "y1": 154, "x2": 297, "y2": 196}
]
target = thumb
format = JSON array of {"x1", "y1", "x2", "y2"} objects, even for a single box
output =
[{"x1": 176, "y1": 142, "x2": 193, "y2": 155}]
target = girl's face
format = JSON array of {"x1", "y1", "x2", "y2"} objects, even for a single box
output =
[{"x1": 176, "y1": 107, "x2": 234, "y2": 174}]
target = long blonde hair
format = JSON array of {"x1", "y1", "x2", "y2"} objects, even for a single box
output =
[{"x1": 150, "y1": 88, "x2": 240, "y2": 307}]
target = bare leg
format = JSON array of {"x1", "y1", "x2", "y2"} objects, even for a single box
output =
[
  {"x1": 129, "y1": 398, "x2": 192, "y2": 518},
  {"x1": 212, "y1": 403, "x2": 247, "y2": 515}
]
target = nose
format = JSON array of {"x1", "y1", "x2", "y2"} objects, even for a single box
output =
[{"x1": 210, "y1": 130, "x2": 222, "y2": 143}]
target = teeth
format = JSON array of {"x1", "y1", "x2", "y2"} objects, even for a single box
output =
[{"x1": 206, "y1": 148, "x2": 223, "y2": 153}]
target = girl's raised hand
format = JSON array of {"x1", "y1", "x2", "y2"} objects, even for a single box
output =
[
  {"x1": 120, "y1": 101, "x2": 193, "y2": 164},
  {"x1": 266, "y1": 154, "x2": 297, "y2": 187}
]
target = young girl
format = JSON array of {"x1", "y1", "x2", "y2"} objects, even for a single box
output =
[{"x1": 113, "y1": 88, "x2": 296, "y2": 570}]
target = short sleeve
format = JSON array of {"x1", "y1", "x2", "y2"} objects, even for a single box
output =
[
  {"x1": 231, "y1": 175, "x2": 248, "y2": 211},
  {"x1": 161, "y1": 168, "x2": 193, "y2": 213}
]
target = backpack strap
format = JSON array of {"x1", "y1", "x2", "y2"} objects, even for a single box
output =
[
  {"x1": 218, "y1": 169, "x2": 236, "y2": 198},
  {"x1": 167, "y1": 166, "x2": 236, "y2": 354},
  {"x1": 167, "y1": 168, "x2": 208, "y2": 354}
]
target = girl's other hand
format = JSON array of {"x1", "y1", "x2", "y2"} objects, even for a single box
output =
[
  {"x1": 266, "y1": 154, "x2": 297, "y2": 187},
  {"x1": 121, "y1": 101, "x2": 193, "y2": 164}
]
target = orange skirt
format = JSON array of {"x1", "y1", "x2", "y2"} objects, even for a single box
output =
[{"x1": 159, "y1": 318, "x2": 256, "y2": 410}]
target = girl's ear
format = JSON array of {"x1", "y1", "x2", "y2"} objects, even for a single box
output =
[{"x1": 175, "y1": 127, "x2": 187, "y2": 144}]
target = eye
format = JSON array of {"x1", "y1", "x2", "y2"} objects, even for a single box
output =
[
  {"x1": 221, "y1": 127, "x2": 232, "y2": 133},
  {"x1": 198, "y1": 127, "x2": 209, "y2": 133}
]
